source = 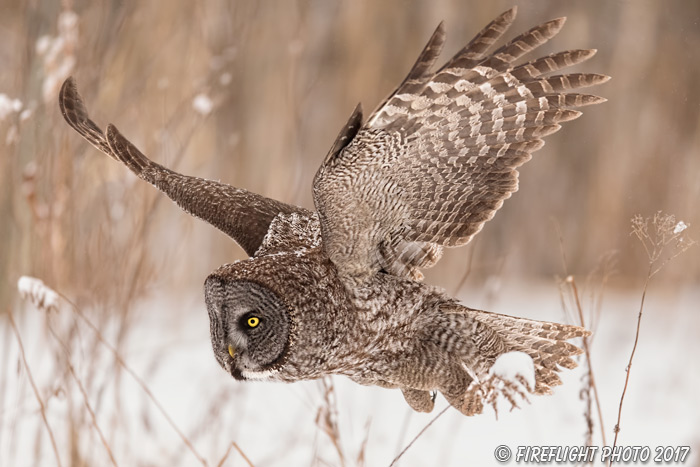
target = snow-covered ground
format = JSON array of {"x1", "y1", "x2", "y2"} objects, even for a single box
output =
[{"x1": 2, "y1": 279, "x2": 698, "y2": 466}]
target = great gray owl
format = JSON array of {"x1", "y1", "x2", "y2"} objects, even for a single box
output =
[{"x1": 59, "y1": 7, "x2": 606, "y2": 416}]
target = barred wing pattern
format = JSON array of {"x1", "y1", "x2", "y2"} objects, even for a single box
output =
[
  {"x1": 59, "y1": 78, "x2": 305, "y2": 256},
  {"x1": 313, "y1": 7, "x2": 609, "y2": 284}
]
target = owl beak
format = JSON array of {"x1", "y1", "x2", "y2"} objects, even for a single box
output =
[{"x1": 228, "y1": 345, "x2": 236, "y2": 358}]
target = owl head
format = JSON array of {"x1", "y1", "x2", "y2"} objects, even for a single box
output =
[{"x1": 204, "y1": 270, "x2": 294, "y2": 381}]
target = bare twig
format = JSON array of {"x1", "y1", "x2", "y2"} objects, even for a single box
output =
[
  {"x1": 47, "y1": 323, "x2": 119, "y2": 467},
  {"x1": 393, "y1": 409, "x2": 413, "y2": 459},
  {"x1": 8, "y1": 311, "x2": 63, "y2": 467},
  {"x1": 566, "y1": 276, "x2": 607, "y2": 448},
  {"x1": 389, "y1": 406, "x2": 449, "y2": 466},
  {"x1": 611, "y1": 263, "x2": 651, "y2": 454},
  {"x1": 57, "y1": 294, "x2": 208, "y2": 466},
  {"x1": 315, "y1": 378, "x2": 345, "y2": 467},
  {"x1": 355, "y1": 419, "x2": 372, "y2": 467},
  {"x1": 611, "y1": 212, "x2": 695, "y2": 462},
  {"x1": 216, "y1": 441, "x2": 255, "y2": 467},
  {"x1": 553, "y1": 219, "x2": 607, "y2": 447},
  {"x1": 451, "y1": 237, "x2": 478, "y2": 296}
]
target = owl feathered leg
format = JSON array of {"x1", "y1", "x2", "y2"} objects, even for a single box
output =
[
  {"x1": 420, "y1": 305, "x2": 589, "y2": 416},
  {"x1": 401, "y1": 388, "x2": 435, "y2": 413}
]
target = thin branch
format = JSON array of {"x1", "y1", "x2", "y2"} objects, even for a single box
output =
[
  {"x1": 356, "y1": 418, "x2": 372, "y2": 467},
  {"x1": 47, "y1": 323, "x2": 118, "y2": 467},
  {"x1": 612, "y1": 212, "x2": 695, "y2": 464},
  {"x1": 8, "y1": 311, "x2": 63, "y2": 467},
  {"x1": 57, "y1": 294, "x2": 208, "y2": 466},
  {"x1": 567, "y1": 277, "x2": 607, "y2": 448},
  {"x1": 216, "y1": 441, "x2": 255, "y2": 467},
  {"x1": 393, "y1": 409, "x2": 413, "y2": 459},
  {"x1": 650, "y1": 245, "x2": 696, "y2": 277},
  {"x1": 389, "y1": 405, "x2": 449, "y2": 466},
  {"x1": 553, "y1": 219, "x2": 607, "y2": 447},
  {"x1": 315, "y1": 378, "x2": 345, "y2": 467},
  {"x1": 610, "y1": 263, "x2": 652, "y2": 457},
  {"x1": 451, "y1": 237, "x2": 478, "y2": 296}
]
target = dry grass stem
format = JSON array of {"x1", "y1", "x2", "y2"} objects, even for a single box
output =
[
  {"x1": 451, "y1": 238, "x2": 478, "y2": 296},
  {"x1": 610, "y1": 262, "x2": 651, "y2": 459},
  {"x1": 46, "y1": 324, "x2": 119, "y2": 467},
  {"x1": 611, "y1": 212, "x2": 696, "y2": 461},
  {"x1": 7, "y1": 311, "x2": 63, "y2": 467},
  {"x1": 389, "y1": 372, "x2": 533, "y2": 465},
  {"x1": 355, "y1": 419, "x2": 372, "y2": 467},
  {"x1": 566, "y1": 276, "x2": 607, "y2": 448},
  {"x1": 57, "y1": 293, "x2": 208, "y2": 466},
  {"x1": 630, "y1": 212, "x2": 696, "y2": 278},
  {"x1": 554, "y1": 220, "x2": 608, "y2": 447},
  {"x1": 315, "y1": 378, "x2": 345, "y2": 466},
  {"x1": 216, "y1": 441, "x2": 255, "y2": 467},
  {"x1": 389, "y1": 406, "x2": 450, "y2": 467}
]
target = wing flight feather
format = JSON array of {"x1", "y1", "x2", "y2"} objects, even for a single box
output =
[{"x1": 313, "y1": 8, "x2": 609, "y2": 284}]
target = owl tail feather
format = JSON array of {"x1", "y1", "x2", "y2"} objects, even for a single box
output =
[
  {"x1": 462, "y1": 307, "x2": 590, "y2": 396},
  {"x1": 422, "y1": 305, "x2": 590, "y2": 416}
]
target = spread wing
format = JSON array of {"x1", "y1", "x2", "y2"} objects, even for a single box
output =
[
  {"x1": 313, "y1": 7, "x2": 609, "y2": 284},
  {"x1": 59, "y1": 77, "x2": 306, "y2": 257}
]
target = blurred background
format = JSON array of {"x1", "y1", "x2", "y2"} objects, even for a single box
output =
[{"x1": 1, "y1": 0, "x2": 698, "y2": 466}]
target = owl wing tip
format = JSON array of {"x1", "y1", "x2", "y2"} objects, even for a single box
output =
[{"x1": 105, "y1": 123, "x2": 154, "y2": 175}]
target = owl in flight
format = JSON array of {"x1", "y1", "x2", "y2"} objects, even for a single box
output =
[{"x1": 60, "y1": 7, "x2": 606, "y2": 416}]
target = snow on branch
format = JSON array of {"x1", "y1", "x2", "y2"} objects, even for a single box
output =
[{"x1": 17, "y1": 276, "x2": 61, "y2": 312}]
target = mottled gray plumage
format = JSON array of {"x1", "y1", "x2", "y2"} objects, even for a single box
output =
[{"x1": 60, "y1": 7, "x2": 606, "y2": 416}]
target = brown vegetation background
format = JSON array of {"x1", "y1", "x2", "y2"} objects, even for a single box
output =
[{"x1": 2, "y1": 0, "x2": 699, "y2": 306}]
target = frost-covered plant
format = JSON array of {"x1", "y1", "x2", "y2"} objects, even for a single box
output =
[
  {"x1": 611, "y1": 212, "x2": 696, "y2": 459},
  {"x1": 17, "y1": 276, "x2": 61, "y2": 312}
]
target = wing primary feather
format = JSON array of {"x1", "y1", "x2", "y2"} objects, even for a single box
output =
[
  {"x1": 404, "y1": 21, "x2": 447, "y2": 81},
  {"x1": 323, "y1": 103, "x2": 363, "y2": 165},
  {"x1": 59, "y1": 77, "x2": 115, "y2": 158},
  {"x1": 313, "y1": 11, "x2": 609, "y2": 285},
  {"x1": 60, "y1": 77, "x2": 306, "y2": 257},
  {"x1": 367, "y1": 23, "x2": 446, "y2": 127},
  {"x1": 436, "y1": 7, "x2": 518, "y2": 75}
]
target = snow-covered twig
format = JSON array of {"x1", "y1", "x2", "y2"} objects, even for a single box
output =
[{"x1": 17, "y1": 276, "x2": 61, "y2": 312}]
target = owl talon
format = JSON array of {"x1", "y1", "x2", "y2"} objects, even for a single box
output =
[{"x1": 443, "y1": 387, "x2": 485, "y2": 417}]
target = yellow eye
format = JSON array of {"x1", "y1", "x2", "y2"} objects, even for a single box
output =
[
  {"x1": 247, "y1": 316, "x2": 260, "y2": 328},
  {"x1": 228, "y1": 345, "x2": 235, "y2": 358}
]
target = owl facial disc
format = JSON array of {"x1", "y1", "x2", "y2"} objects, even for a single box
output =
[{"x1": 205, "y1": 276, "x2": 292, "y2": 380}]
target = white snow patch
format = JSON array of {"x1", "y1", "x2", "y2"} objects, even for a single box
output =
[
  {"x1": 4, "y1": 281, "x2": 700, "y2": 466},
  {"x1": 192, "y1": 93, "x2": 213, "y2": 116},
  {"x1": 674, "y1": 220, "x2": 688, "y2": 234},
  {"x1": 17, "y1": 276, "x2": 61, "y2": 311},
  {"x1": 490, "y1": 351, "x2": 536, "y2": 389}
]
